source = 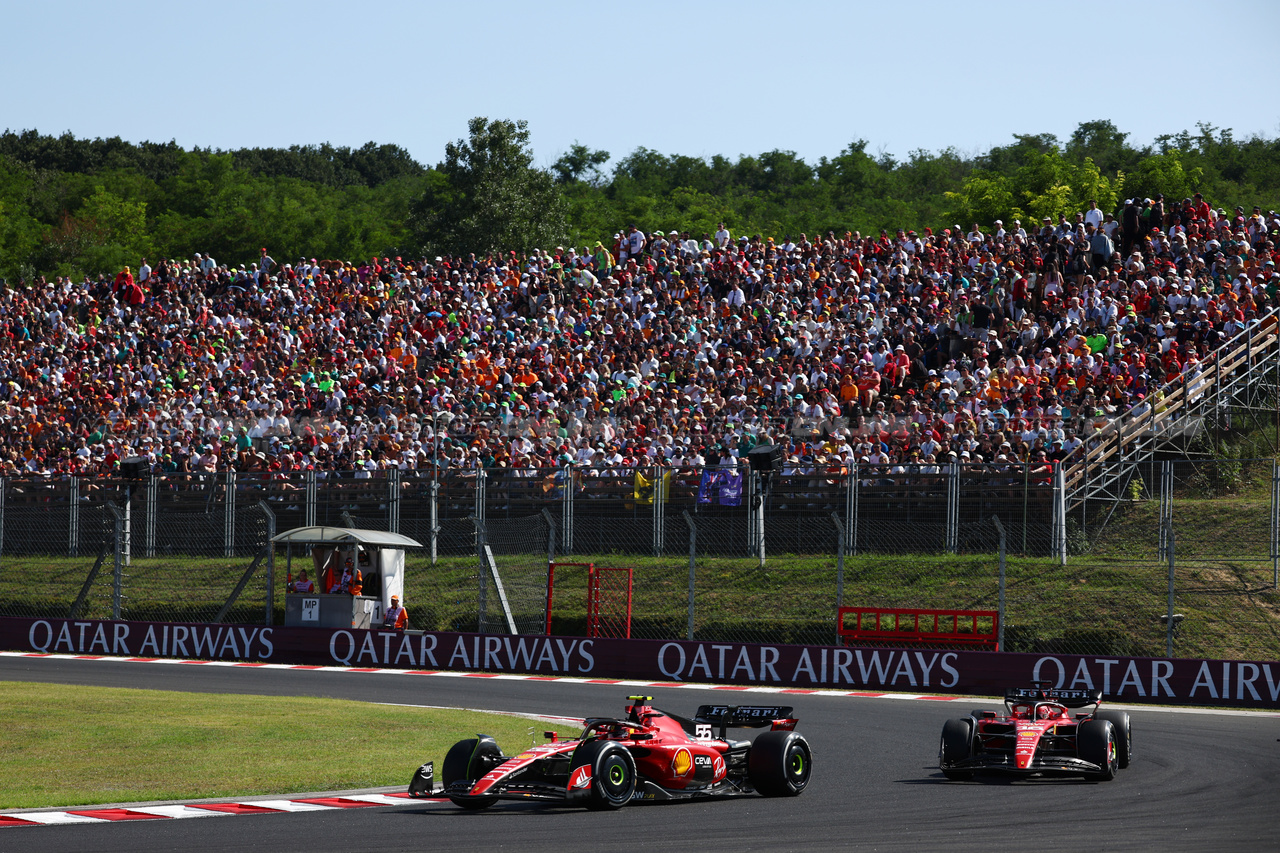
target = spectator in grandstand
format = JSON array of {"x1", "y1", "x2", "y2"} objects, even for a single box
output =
[{"x1": 0, "y1": 194, "x2": 1277, "y2": 484}]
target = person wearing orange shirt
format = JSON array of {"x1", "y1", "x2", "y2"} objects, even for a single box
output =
[{"x1": 384, "y1": 595, "x2": 408, "y2": 631}]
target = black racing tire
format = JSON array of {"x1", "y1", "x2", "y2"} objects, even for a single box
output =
[
  {"x1": 1094, "y1": 710, "x2": 1132, "y2": 768},
  {"x1": 939, "y1": 718, "x2": 974, "y2": 781},
  {"x1": 1078, "y1": 720, "x2": 1118, "y2": 782},
  {"x1": 570, "y1": 740, "x2": 637, "y2": 810},
  {"x1": 442, "y1": 736, "x2": 501, "y2": 809},
  {"x1": 748, "y1": 730, "x2": 812, "y2": 797}
]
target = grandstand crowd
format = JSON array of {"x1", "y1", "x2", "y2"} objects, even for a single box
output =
[{"x1": 3, "y1": 195, "x2": 1279, "y2": 481}]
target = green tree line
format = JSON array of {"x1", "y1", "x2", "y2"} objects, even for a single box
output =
[{"x1": 0, "y1": 119, "x2": 1277, "y2": 282}]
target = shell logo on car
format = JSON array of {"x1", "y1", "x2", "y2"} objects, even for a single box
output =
[{"x1": 671, "y1": 748, "x2": 693, "y2": 777}]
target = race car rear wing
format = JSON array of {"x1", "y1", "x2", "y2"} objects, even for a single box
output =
[
  {"x1": 693, "y1": 705, "x2": 797, "y2": 740},
  {"x1": 1003, "y1": 686, "x2": 1103, "y2": 708}
]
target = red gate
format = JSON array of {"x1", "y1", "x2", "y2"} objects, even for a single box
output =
[
  {"x1": 546, "y1": 562, "x2": 633, "y2": 639},
  {"x1": 587, "y1": 566, "x2": 633, "y2": 639}
]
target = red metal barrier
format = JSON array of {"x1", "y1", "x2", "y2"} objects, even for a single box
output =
[
  {"x1": 587, "y1": 566, "x2": 633, "y2": 639},
  {"x1": 838, "y1": 606, "x2": 999, "y2": 651},
  {"x1": 547, "y1": 562, "x2": 633, "y2": 638}
]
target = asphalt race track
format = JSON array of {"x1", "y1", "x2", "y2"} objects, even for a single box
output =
[{"x1": 0, "y1": 655, "x2": 1276, "y2": 853}]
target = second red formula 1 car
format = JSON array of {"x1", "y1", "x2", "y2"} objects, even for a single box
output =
[
  {"x1": 938, "y1": 684, "x2": 1132, "y2": 782},
  {"x1": 410, "y1": 695, "x2": 812, "y2": 809}
]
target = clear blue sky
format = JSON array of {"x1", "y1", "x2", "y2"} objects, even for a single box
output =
[{"x1": 4, "y1": 0, "x2": 1278, "y2": 171}]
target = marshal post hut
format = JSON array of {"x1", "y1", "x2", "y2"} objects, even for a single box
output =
[{"x1": 271, "y1": 526, "x2": 422, "y2": 629}]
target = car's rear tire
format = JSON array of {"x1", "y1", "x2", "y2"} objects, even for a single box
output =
[
  {"x1": 1094, "y1": 710, "x2": 1131, "y2": 768},
  {"x1": 1078, "y1": 720, "x2": 1118, "y2": 781},
  {"x1": 748, "y1": 730, "x2": 812, "y2": 796},
  {"x1": 442, "y1": 736, "x2": 501, "y2": 809},
  {"x1": 570, "y1": 740, "x2": 637, "y2": 810},
  {"x1": 939, "y1": 718, "x2": 974, "y2": 781}
]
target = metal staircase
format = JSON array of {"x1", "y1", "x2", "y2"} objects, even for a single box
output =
[{"x1": 1062, "y1": 311, "x2": 1280, "y2": 511}]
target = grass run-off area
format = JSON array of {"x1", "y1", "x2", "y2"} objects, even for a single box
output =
[{"x1": 0, "y1": 681, "x2": 560, "y2": 810}]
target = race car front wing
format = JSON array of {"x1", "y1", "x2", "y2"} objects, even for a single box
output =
[{"x1": 946, "y1": 753, "x2": 1106, "y2": 775}]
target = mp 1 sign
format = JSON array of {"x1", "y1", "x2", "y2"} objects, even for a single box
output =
[{"x1": 3, "y1": 617, "x2": 1277, "y2": 710}]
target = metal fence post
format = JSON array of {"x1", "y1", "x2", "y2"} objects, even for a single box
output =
[
  {"x1": 388, "y1": 467, "x2": 400, "y2": 534},
  {"x1": 471, "y1": 515, "x2": 488, "y2": 632},
  {"x1": 652, "y1": 465, "x2": 664, "y2": 557},
  {"x1": 1052, "y1": 465, "x2": 1067, "y2": 564},
  {"x1": 682, "y1": 510, "x2": 696, "y2": 641},
  {"x1": 562, "y1": 466, "x2": 574, "y2": 555},
  {"x1": 304, "y1": 469, "x2": 317, "y2": 527},
  {"x1": 144, "y1": 474, "x2": 157, "y2": 558},
  {"x1": 474, "y1": 467, "x2": 487, "y2": 525},
  {"x1": 68, "y1": 476, "x2": 79, "y2": 558},
  {"x1": 747, "y1": 471, "x2": 766, "y2": 567},
  {"x1": 1272, "y1": 459, "x2": 1279, "y2": 590},
  {"x1": 430, "y1": 480, "x2": 439, "y2": 566},
  {"x1": 1158, "y1": 460, "x2": 1173, "y2": 561},
  {"x1": 108, "y1": 502, "x2": 123, "y2": 620},
  {"x1": 224, "y1": 470, "x2": 236, "y2": 558},
  {"x1": 261, "y1": 501, "x2": 276, "y2": 626},
  {"x1": 831, "y1": 514, "x2": 846, "y2": 644},
  {"x1": 946, "y1": 463, "x2": 959, "y2": 554},
  {"x1": 846, "y1": 467, "x2": 858, "y2": 556},
  {"x1": 1166, "y1": 520, "x2": 1176, "y2": 658},
  {"x1": 992, "y1": 516, "x2": 1006, "y2": 652}
]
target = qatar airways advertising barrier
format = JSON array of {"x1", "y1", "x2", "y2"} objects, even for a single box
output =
[{"x1": 5, "y1": 617, "x2": 1279, "y2": 710}]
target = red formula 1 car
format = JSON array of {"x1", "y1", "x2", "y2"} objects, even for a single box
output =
[
  {"x1": 938, "y1": 684, "x2": 1132, "y2": 782},
  {"x1": 408, "y1": 695, "x2": 811, "y2": 809}
]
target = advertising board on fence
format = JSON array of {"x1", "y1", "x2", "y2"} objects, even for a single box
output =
[{"x1": 5, "y1": 617, "x2": 1279, "y2": 710}]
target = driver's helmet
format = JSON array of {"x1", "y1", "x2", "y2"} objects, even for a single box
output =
[{"x1": 1037, "y1": 704, "x2": 1053, "y2": 720}]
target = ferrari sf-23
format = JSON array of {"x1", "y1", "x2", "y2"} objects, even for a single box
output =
[
  {"x1": 938, "y1": 684, "x2": 1132, "y2": 781},
  {"x1": 408, "y1": 695, "x2": 811, "y2": 809}
]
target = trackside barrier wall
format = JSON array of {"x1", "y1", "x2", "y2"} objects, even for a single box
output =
[{"x1": 5, "y1": 617, "x2": 1278, "y2": 711}]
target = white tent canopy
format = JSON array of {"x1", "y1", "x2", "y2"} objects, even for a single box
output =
[{"x1": 270, "y1": 526, "x2": 422, "y2": 550}]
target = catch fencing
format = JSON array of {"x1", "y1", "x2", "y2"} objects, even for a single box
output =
[
  {"x1": 0, "y1": 463, "x2": 1063, "y2": 560},
  {"x1": 1, "y1": 460, "x2": 1278, "y2": 660}
]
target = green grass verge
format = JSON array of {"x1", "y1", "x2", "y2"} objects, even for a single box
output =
[{"x1": 0, "y1": 681, "x2": 560, "y2": 810}]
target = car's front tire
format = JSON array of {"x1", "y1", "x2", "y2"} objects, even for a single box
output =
[
  {"x1": 1094, "y1": 710, "x2": 1131, "y2": 768},
  {"x1": 939, "y1": 718, "x2": 974, "y2": 781},
  {"x1": 748, "y1": 730, "x2": 812, "y2": 796},
  {"x1": 570, "y1": 740, "x2": 637, "y2": 810},
  {"x1": 442, "y1": 736, "x2": 502, "y2": 809},
  {"x1": 1078, "y1": 720, "x2": 1118, "y2": 782}
]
